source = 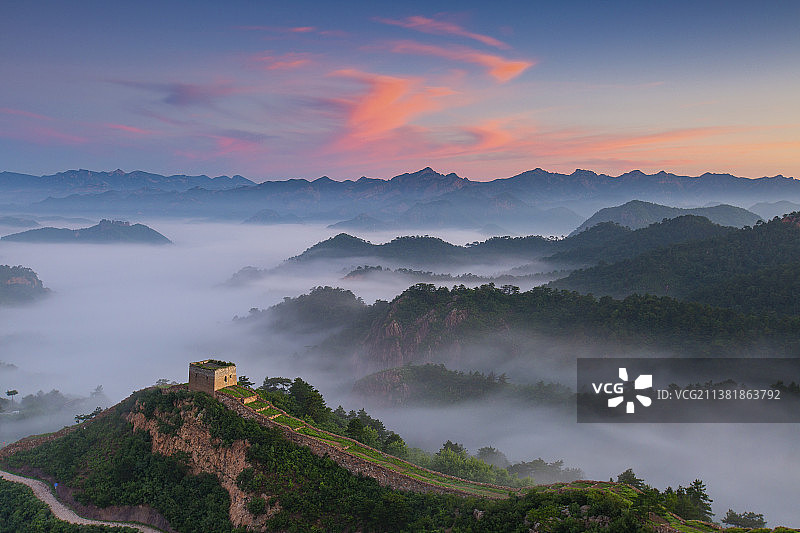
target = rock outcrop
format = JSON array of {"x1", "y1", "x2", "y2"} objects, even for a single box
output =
[{"x1": 127, "y1": 400, "x2": 273, "y2": 530}]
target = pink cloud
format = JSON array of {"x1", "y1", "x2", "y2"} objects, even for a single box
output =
[
  {"x1": 376, "y1": 15, "x2": 510, "y2": 49},
  {"x1": 105, "y1": 123, "x2": 154, "y2": 135},
  {"x1": 175, "y1": 130, "x2": 268, "y2": 161},
  {"x1": 0, "y1": 125, "x2": 88, "y2": 145},
  {"x1": 237, "y1": 25, "x2": 346, "y2": 38},
  {"x1": 0, "y1": 107, "x2": 52, "y2": 121},
  {"x1": 328, "y1": 69, "x2": 457, "y2": 150},
  {"x1": 389, "y1": 41, "x2": 534, "y2": 82}
]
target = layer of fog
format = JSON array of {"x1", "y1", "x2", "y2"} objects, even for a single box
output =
[
  {"x1": 369, "y1": 403, "x2": 799, "y2": 526},
  {"x1": 0, "y1": 220, "x2": 797, "y2": 527},
  {"x1": 0, "y1": 221, "x2": 499, "y2": 405}
]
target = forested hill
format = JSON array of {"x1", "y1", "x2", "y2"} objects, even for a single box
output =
[
  {"x1": 357, "y1": 284, "x2": 800, "y2": 368},
  {"x1": 543, "y1": 215, "x2": 735, "y2": 266},
  {"x1": 570, "y1": 200, "x2": 761, "y2": 234},
  {"x1": 1, "y1": 219, "x2": 172, "y2": 244},
  {"x1": 352, "y1": 363, "x2": 572, "y2": 407},
  {"x1": 289, "y1": 233, "x2": 468, "y2": 265},
  {"x1": 242, "y1": 284, "x2": 800, "y2": 373},
  {"x1": 287, "y1": 215, "x2": 735, "y2": 268},
  {"x1": 0, "y1": 265, "x2": 48, "y2": 304},
  {"x1": 0, "y1": 386, "x2": 747, "y2": 532},
  {"x1": 549, "y1": 213, "x2": 800, "y2": 315}
]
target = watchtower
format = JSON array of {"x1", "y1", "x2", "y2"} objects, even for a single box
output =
[{"x1": 188, "y1": 359, "x2": 237, "y2": 394}]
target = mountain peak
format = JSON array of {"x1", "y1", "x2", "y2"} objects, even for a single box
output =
[{"x1": 388, "y1": 167, "x2": 467, "y2": 191}]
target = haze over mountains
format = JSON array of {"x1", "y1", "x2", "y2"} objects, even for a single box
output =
[
  {"x1": 2, "y1": 167, "x2": 797, "y2": 234},
  {"x1": 3, "y1": 165, "x2": 800, "y2": 527}
]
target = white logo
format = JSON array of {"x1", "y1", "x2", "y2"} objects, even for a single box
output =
[{"x1": 595, "y1": 368, "x2": 653, "y2": 413}]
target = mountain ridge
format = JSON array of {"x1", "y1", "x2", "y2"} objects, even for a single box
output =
[{"x1": 6, "y1": 167, "x2": 800, "y2": 229}]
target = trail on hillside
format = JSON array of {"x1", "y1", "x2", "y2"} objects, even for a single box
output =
[{"x1": 0, "y1": 469, "x2": 164, "y2": 533}]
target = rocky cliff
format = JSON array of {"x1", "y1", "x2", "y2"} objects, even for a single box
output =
[
  {"x1": 127, "y1": 400, "x2": 271, "y2": 530},
  {"x1": 359, "y1": 296, "x2": 472, "y2": 371}
]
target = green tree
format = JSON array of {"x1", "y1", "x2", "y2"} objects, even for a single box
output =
[
  {"x1": 75, "y1": 406, "x2": 103, "y2": 423},
  {"x1": 686, "y1": 479, "x2": 713, "y2": 521},
  {"x1": 238, "y1": 375, "x2": 255, "y2": 388},
  {"x1": 722, "y1": 509, "x2": 767, "y2": 528},
  {"x1": 259, "y1": 376, "x2": 291, "y2": 393},
  {"x1": 382, "y1": 432, "x2": 407, "y2": 458},
  {"x1": 346, "y1": 418, "x2": 365, "y2": 441},
  {"x1": 288, "y1": 378, "x2": 327, "y2": 423},
  {"x1": 440, "y1": 440, "x2": 466, "y2": 455},
  {"x1": 476, "y1": 446, "x2": 510, "y2": 468},
  {"x1": 617, "y1": 468, "x2": 646, "y2": 490}
]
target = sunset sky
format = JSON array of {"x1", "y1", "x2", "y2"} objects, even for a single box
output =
[{"x1": 1, "y1": 0, "x2": 798, "y2": 181}]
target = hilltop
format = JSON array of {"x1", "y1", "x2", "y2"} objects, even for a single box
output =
[
  {"x1": 570, "y1": 200, "x2": 761, "y2": 235},
  {"x1": 1, "y1": 219, "x2": 172, "y2": 244},
  {"x1": 0, "y1": 265, "x2": 48, "y2": 304},
  {"x1": 0, "y1": 382, "x2": 745, "y2": 532}
]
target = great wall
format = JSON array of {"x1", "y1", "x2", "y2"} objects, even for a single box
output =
[{"x1": 0, "y1": 360, "x2": 717, "y2": 532}]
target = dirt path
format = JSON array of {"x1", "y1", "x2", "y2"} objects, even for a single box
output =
[{"x1": 0, "y1": 470, "x2": 164, "y2": 533}]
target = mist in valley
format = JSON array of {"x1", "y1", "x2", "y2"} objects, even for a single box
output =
[{"x1": 0, "y1": 220, "x2": 798, "y2": 526}]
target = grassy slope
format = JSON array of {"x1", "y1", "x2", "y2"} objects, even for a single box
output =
[{"x1": 219, "y1": 386, "x2": 514, "y2": 498}]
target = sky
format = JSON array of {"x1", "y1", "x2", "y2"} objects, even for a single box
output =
[{"x1": 1, "y1": 0, "x2": 798, "y2": 181}]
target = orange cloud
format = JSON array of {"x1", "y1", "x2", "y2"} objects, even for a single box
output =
[
  {"x1": 329, "y1": 69, "x2": 457, "y2": 149},
  {"x1": 572, "y1": 127, "x2": 743, "y2": 154},
  {"x1": 463, "y1": 120, "x2": 518, "y2": 152},
  {"x1": 375, "y1": 15, "x2": 509, "y2": 49},
  {"x1": 324, "y1": 110, "x2": 762, "y2": 181},
  {"x1": 389, "y1": 41, "x2": 534, "y2": 82}
]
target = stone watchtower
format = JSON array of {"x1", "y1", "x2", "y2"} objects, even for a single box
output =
[{"x1": 188, "y1": 359, "x2": 237, "y2": 394}]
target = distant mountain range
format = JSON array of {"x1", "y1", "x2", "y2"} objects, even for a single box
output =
[
  {"x1": 0, "y1": 215, "x2": 38, "y2": 228},
  {"x1": 570, "y1": 200, "x2": 761, "y2": 234},
  {"x1": 2, "y1": 166, "x2": 799, "y2": 233},
  {"x1": 0, "y1": 168, "x2": 253, "y2": 204},
  {"x1": 1, "y1": 219, "x2": 171, "y2": 244}
]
